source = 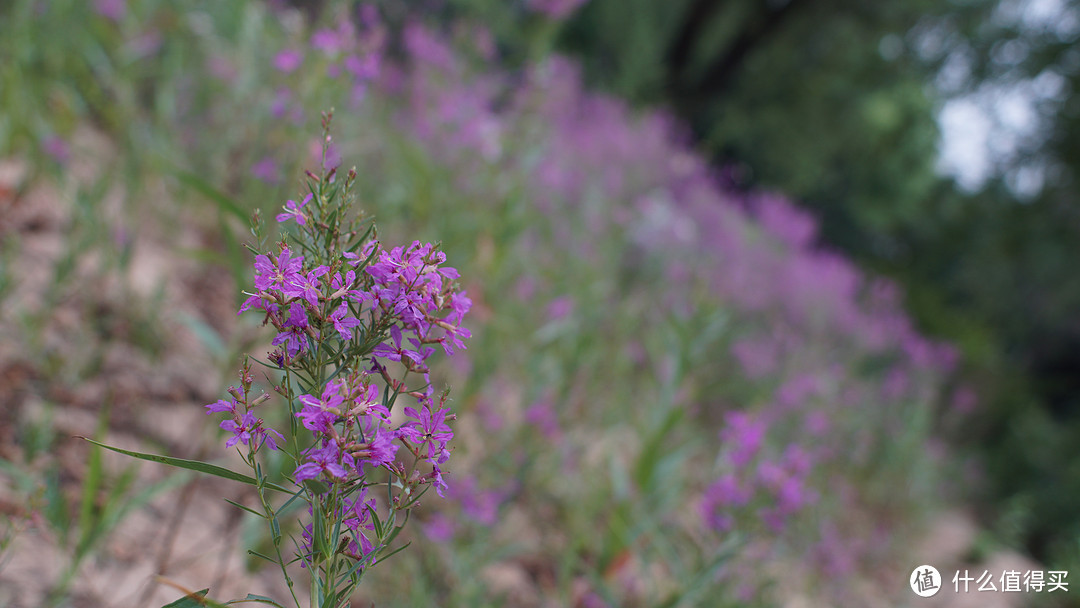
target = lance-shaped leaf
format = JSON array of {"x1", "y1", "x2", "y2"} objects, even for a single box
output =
[{"x1": 78, "y1": 438, "x2": 294, "y2": 494}]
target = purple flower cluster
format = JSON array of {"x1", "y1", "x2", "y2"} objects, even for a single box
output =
[
  {"x1": 288, "y1": 368, "x2": 459, "y2": 563},
  {"x1": 204, "y1": 130, "x2": 471, "y2": 576},
  {"x1": 226, "y1": 192, "x2": 471, "y2": 499},
  {"x1": 366, "y1": 241, "x2": 473, "y2": 358},
  {"x1": 701, "y1": 412, "x2": 818, "y2": 534},
  {"x1": 292, "y1": 376, "x2": 396, "y2": 481},
  {"x1": 205, "y1": 364, "x2": 284, "y2": 453}
]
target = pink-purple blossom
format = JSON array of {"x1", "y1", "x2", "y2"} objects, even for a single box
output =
[
  {"x1": 295, "y1": 443, "x2": 352, "y2": 483},
  {"x1": 277, "y1": 193, "x2": 311, "y2": 225},
  {"x1": 399, "y1": 405, "x2": 453, "y2": 462},
  {"x1": 273, "y1": 49, "x2": 303, "y2": 73}
]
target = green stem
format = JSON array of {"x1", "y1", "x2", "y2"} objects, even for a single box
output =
[{"x1": 252, "y1": 452, "x2": 302, "y2": 608}]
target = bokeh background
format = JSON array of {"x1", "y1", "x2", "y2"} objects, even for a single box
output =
[{"x1": 2, "y1": 0, "x2": 1080, "y2": 606}]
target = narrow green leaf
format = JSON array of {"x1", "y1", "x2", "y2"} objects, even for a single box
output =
[
  {"x1": 160, "y1": 588, "x2": 208, "y2": 608},
  {"x1": 313, "y1": 504, "x2": 330, "y2": 561},
  {"x1": 383, "y1": 523, "x2": 405, "y2": 547},
  {"x1": 224, "y1": 498, "x2": 265, "y2": 519},
  {"x1": 226, "y1": 594, "x2": 287, "y2": 607},
  {"x1": 270, "y1": 515, "x2": 281, "y2": 543},
  {"x1": 368, "y1": 508, "x2": 384, "y2": 539},
  {"x1": 159, "y1": 588, "x2": 229, "y2": 608},
  {"x1": 633, "y1": 406, "x2": 684, "y2": 493},
  {"x1": 174, "y1": 170, "x2": 247, "y2": 222},
  {"x1": 44, "y1": 470, "x2": 70, "y2": 543},
  {"x1": 376, "y1": 540, "x2": 411, "y2": 564},
  {"x1": 246, "y1": 549, "x2": 277, "y2": 564},
  {"x1": 177, "y1": 311, "x2": 228, "y2": 361},
  {"x1": 77, "y1": 438, "x2": 292, "y2": 493}
]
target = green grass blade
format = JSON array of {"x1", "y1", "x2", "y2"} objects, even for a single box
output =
[
  {"x1": 77, "y1": 414, "x2": 107, "y2": 546},
  {"x1": 173, "y1": 170, "x2": 247, "y2": 222}
]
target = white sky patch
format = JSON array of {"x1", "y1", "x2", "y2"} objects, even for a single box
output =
[
  {"x1": 937, "y1": 98, "x2": 993, "y2": 191},
  {"x1": 932, "y1": 0, "x2": 1075, "y2": 195},
  {"x1": 995, "y1": 0, "x2": 1080, "y2": 39},
  {"x1": 936, "y1": 74, "x2": 1065, "y2": 195}
]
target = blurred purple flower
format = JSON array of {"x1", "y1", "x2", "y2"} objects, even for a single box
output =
[
  {"x1": 721, "y1": 411, "x2": 767, "y2": 467},
  {"x1": 251, "y1": 156, "x2": 281, "y2": 184},
  {"x1": 422, "y1": 512, "x2": 456, "y2": 543},
  {"x1": 524, "y1": 400, "x2": 561, "y2": 441},
  {"x1": 270, "y1": 87, "x2": 292, "y2": 119},
  {"x1": 273, "y1": 49, "x2": 303, "y2": 73},
  {"x1": 42, "y1": 135, "x2": 69, "y2": 164},
  {"x1": 546, "y1": 296, "x2": 574, "y2": 321},
  {"x1": 952, "y1": 385, "x2": 978, "y2": 414},
  {"x1": 94, "y1": 0, "x2": 125, "y2": 21}
]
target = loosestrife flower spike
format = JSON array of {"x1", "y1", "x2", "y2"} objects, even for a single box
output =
[{"x1": 198, "y1": 116, "x2": 470, "y2": 604}]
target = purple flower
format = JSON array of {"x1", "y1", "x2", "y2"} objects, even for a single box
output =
[
  {"x1": 422, "y1": 512, "x2": 456, "y2": 543},
  {"x1": 237, "y1": 293, "x2": 271, "y2": 315},
  {"x1": 721, "y1": 411, "x2": 767, "y2": 467},
  {"x1": 251, "y1": 156, "x2": 280, "y2": 184},
  {"x1": 221, "y1": 411, "x2": 284, "y2": 451},
  {"x1": 271, "y1": 87, "x2": 291, "y2": 119},
  {"x1": 295, "y1": 443, "x2": 350, "y2": 483},
  {"x1": 524, "y1": 401, "x2": 561, "y2": 441},
  {"x1": 399, "y1": 405, "x2": 453, "y2": 461},
  {"x1": 42, "y1": 135, "x2": 70, "y2": 164},
  {"x1": 437, "y1": 324, "x2": 471, "y2": 355},
  {"x1": 272, "y1": 301, "x2": 312, "y2": 357},
  {"x1": 205, "y1": 398, "x2": 237, "y2": 416},
  {"x1": 312, "y1": 26, "x2": 349, "y2": 56},
  {"x1": 296, "y1": 380, "x2": 346, "y2": 433},
  {"x1": 94, "y1": 0, "x2": 125, "y2": 21},
  {"x1": 255, "y1": 247, "x2": 304, "y2": 293},
  {"x1": 277, "y1": 193, "x2": 311, "y2": 225},
  {"x1": 290, "y1": 266, "x2": 329, "y2": 307},
  {"x1": 430, "y1": 464, "x2": 448, "y2": 497},
  {"x1": 403, "y1": 22, "x2": 453, "y2": 69},
  {"x1": 345, "y1": 53, "x2": 380, "y2": 80},
  {"x1": 273, "y1": 49, "x2": 303, "y2": 73},
  {"x1": 351, "y1": 422, "x2": 399, "y2": 469},
  {"x1": 449, "y1": 291, "x2": 471, "y2": 321},
  {"x1": 700, "y1": 476, "x2": 747, "y2": 532},
  {"x1": 373, "y1": 325, "x2": 407, "y2": 362},
  {"x1": 329, "y1": 303, "x2": 363, "y2": 341},
  {"x1": 331, "y1": 269, "x2": 357, "y2": 292},
  {"x1": 342, "y1": 490, "x2": 378, "y2": 559},
  {"x1": 355, "y1": 394, "x2": 391, "y2": 426}
]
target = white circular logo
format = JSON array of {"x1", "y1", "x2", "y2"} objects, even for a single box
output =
[{"x1": 910, "y1": 565, "x2": 942, "y2": 597}]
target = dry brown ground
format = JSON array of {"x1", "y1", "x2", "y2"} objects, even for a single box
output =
[{"x1": 0, "y1": 132, "x2": 293, "y2": 607}]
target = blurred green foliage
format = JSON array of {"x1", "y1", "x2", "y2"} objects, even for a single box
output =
[
  {"x1": 443, "y1": 0, "x2": 1080, "y2": 574},
  {"x1": 0, "y1": 0, "x2": 1026, "y2": 604}
]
